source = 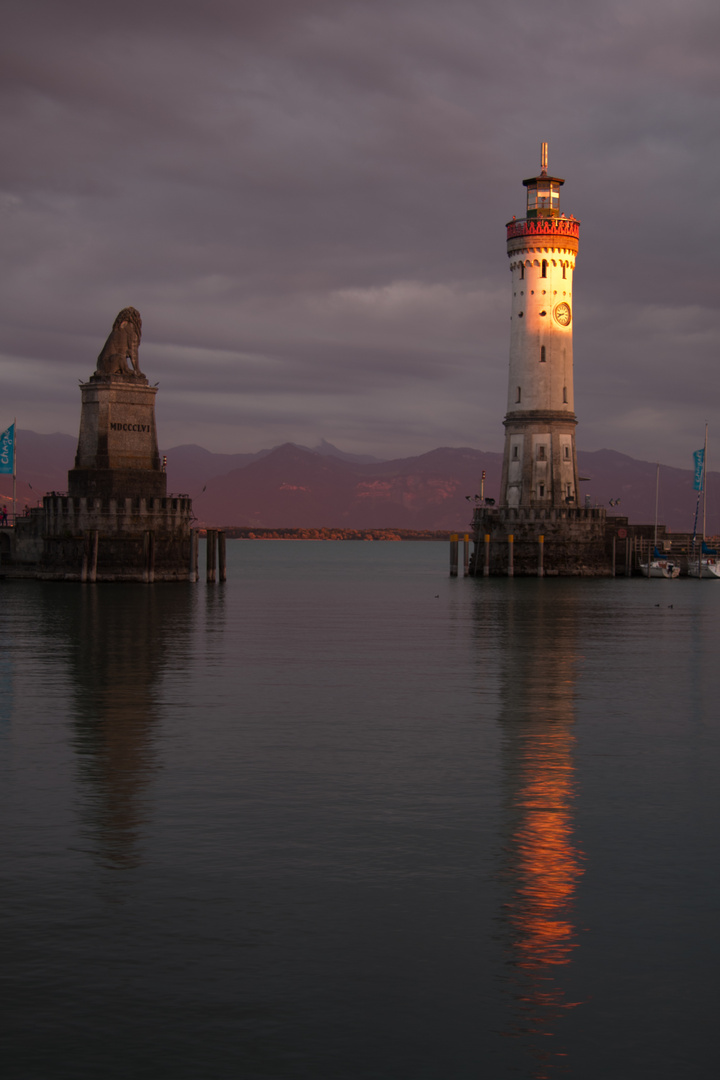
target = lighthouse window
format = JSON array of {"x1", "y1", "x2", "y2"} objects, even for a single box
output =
[
  {"x1": 564, "y1": 446, "x2": 570, "y2": 460},
  {"x1": 519, "y1": 264, "x2": 524, "y2": 280},
  {"x1": 513, "y1": 446, "x2": 519, "y2": 459},
  {"x1": 562, "y1": 264, "x2": 567, "y2": 279},
  {"x1": 537, "y1": 446, "x2": 546, "y2": 460},
  {"x1": 541, "y1": 260, "x2": 548, "y2": 278},
  {"x1": 563, "y1": 387, "x2": 568, "y2": 403},
  {"x1": 516, "y1": 387, "x2": 521, "y2": 403},
  {"x1": 539, "y1": 485, "x2": 545, "y2": 496},
  {"x1": 540, "y1": 346, "x2": 546, "y2": 362}
]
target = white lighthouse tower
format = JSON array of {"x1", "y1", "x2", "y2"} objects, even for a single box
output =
[
  {"x1": 500, "y1": 143, "x2": 581, "y2": 510},
  {"x1": 470, "y1": 146, "x2": 609, "y2": 576}
]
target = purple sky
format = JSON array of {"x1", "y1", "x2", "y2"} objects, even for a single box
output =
[{"x1": 2, "y1": 0, "x2": 719, "y2": 465}]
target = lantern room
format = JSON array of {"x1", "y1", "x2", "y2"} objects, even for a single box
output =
[{"x1": 522, "y1": 141, "x2": 564, "y2": 219}]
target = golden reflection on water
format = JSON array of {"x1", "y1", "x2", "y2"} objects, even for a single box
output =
[{"x1": 491, "y1": 588, "x2": 585, "y2": 1078}]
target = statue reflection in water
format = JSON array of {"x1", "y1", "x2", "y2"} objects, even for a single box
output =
[
  {"x1": 488, "y1": 586, "x2": 585, "y2": 1078},
  {"x1": 63, "y1": 584, "x2": 196, "y2": 869}
]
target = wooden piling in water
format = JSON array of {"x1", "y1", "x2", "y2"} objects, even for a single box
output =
[
  {"x1": 449, "y1": 534, "x2": 458, "y2": 577},
  {"x1": 206, "y1": 529, "x2": 217, "y2": 583},
  {"x1": 218, "y1": 531, "x2": 226, "y2": 583},
  {"x1": 89, "y1": 530, "x2": 98, "y2": 583},
  {"x1": 507, "y1": 534, "x2": 514, "y2": 577},
  {"x1": 189, "y1": 529, "x2": 199, "y2": 582},
  {"x1": 143, "y1": 530, "x2": 155, "y2": 584}
]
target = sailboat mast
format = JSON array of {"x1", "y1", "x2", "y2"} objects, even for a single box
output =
[
  {"x1": 702, "y1": 422, "x2": 708, "y2": 543},
  {"x1": 654, "y1": 463, "x2": 659, "y2": 552}
]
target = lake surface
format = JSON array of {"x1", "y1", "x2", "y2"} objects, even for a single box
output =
[{"x1": 2, "y1": 541, "x2": 720, "y2": 1079}]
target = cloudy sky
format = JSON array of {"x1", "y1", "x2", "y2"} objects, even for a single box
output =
[{"x1": 2, "y1": 0, "x2": 719, "y2": 465}]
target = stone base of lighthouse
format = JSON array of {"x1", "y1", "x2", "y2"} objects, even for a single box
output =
[{"x1": 470, "y1": 506, "x2": 611, "y2": 576}]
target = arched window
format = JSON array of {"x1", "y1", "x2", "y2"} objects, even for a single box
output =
[
  {"x1": 562, "y1": 264, "x2": 567, "y2": 280},
  {"x1": 541, "y1": 260, "x2": 548, "y2": 278},
  {"x1": 540, "y1": 346, "x2": 546, "y2": 363}
]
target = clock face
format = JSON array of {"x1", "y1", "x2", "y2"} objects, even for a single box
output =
[{"x1": 554, "y1": 302, "x2": 572, "y2": 326}]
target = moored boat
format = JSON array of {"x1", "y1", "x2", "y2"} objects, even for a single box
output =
[
  {"x1": 688, "y1": 427, "x2": 719, "y2": 579},
  {"x1": 688, "y1": 542, "x2": 720, "y2": 579},
  {"x1": 640, "y1": 466, "x2": 679, "y2": 578},
  {"x1": 640, "y1": 551, "x2": 681, "y2": 579}
]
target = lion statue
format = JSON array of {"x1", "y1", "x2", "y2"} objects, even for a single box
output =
[{"x1": 96, "y1": 307, "x2": 143, "y2": 376}]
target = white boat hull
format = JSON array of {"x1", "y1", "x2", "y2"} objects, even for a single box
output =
[
  {"x1": 687, "y1": 558, "x2": 720, "y2": 579},
  {"x1": 640, "y1": 560, "x2": 681, "y2": 579}
]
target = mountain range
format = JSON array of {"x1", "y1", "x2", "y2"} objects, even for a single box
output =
[{"x1": 3, "y1": 431, "x2": 716, "y2": 534}]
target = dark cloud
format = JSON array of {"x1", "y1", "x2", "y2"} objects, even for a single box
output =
[{"x1": 1, "y1": 0, "x2": 719, "y2": 462}]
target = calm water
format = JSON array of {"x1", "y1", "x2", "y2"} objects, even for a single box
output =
[{"x1": 2, "y1": 541, "x2": 720, "y2": 1079}]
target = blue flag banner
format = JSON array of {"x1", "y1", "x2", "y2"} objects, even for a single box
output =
[
  {"x1": 693, "y1": 447, "x2": 705, "y2": 492},
  {"x1": 0, "y1": 423, "x2": 14, "y2": 474}
]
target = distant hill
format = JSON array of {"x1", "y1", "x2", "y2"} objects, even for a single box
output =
[
  {"x1": 187, "y1": 444, "x2": 718, "y2": 534},
  {"x1": 191, "y1": 444, "x2": 502, "y2": 531},
  {"x1": 574, "y1": 449, "x2": 712, "y2": 535},
  {"x1": 6, "y1": 431, "x2": 717, "y2": 534}
]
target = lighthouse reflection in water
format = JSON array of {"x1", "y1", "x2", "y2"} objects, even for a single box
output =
[{"x1": 490, "y1": 588, "x2": 584, "y2": 1076}]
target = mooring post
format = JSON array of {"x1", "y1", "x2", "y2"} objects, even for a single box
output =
[
  {"x1": 507, "y1": 534, "x2": 514, "y2": 577},
  {"x1": 206, "y1": 529, "x2": 217, "y2": 583},
  {"x1": 147, "y1": 530, "x2": 155, "y2": 584},
  {"x1": 143, "y1": 530, "x2": 155, "y2": 584},
  {"x1": 80, "y1": 534, "x2": 88, "y2": 584},
  {"x1": 89, "y1": 529, "x2": 99, "y2": 583},
  {"x1": 484, "y1": 533, "x2": 490, "y2": 576},
  {"x1": 449, "y1": 533, "x2": 458, "y2": 577},
  {"x1": 462, "y1": 533, "x2": 470, "y2": 577},
  {"x1": 189, "y1": 529, "x2": 198, "y2": 583},
  {"x1": 538, "y1": 534, "x2": 544, "y2": 577},
  {"x1": 218, "y1": 530, "x2": 226, "y2": 583}
]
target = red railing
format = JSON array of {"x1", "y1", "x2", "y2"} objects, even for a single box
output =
[{"x1": 506, "y1": 217, "x2": 580, "y2": 240}]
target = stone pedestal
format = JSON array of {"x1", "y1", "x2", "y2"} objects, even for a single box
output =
[
  {"x1": 39, "y1": 364, "x2": 194, "y2": 582},
  {"x1": 68, "y1": 373, "x2": 165, "y2": 499}
]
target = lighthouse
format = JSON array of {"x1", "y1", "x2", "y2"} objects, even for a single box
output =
[
  {"x1": 469, "y1": 146, "x2": 609, "y2": 576},
  {"x1": 500, "y1": 143, "x2": 581, "y2": 509}
]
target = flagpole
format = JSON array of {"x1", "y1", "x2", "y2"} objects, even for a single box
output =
[
  {"x1": 13, "y1": 416, "x2": 16, "y2": 526},
  {"x1": 702, "y1": 422, "x2": 708, "y2": 546}
]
